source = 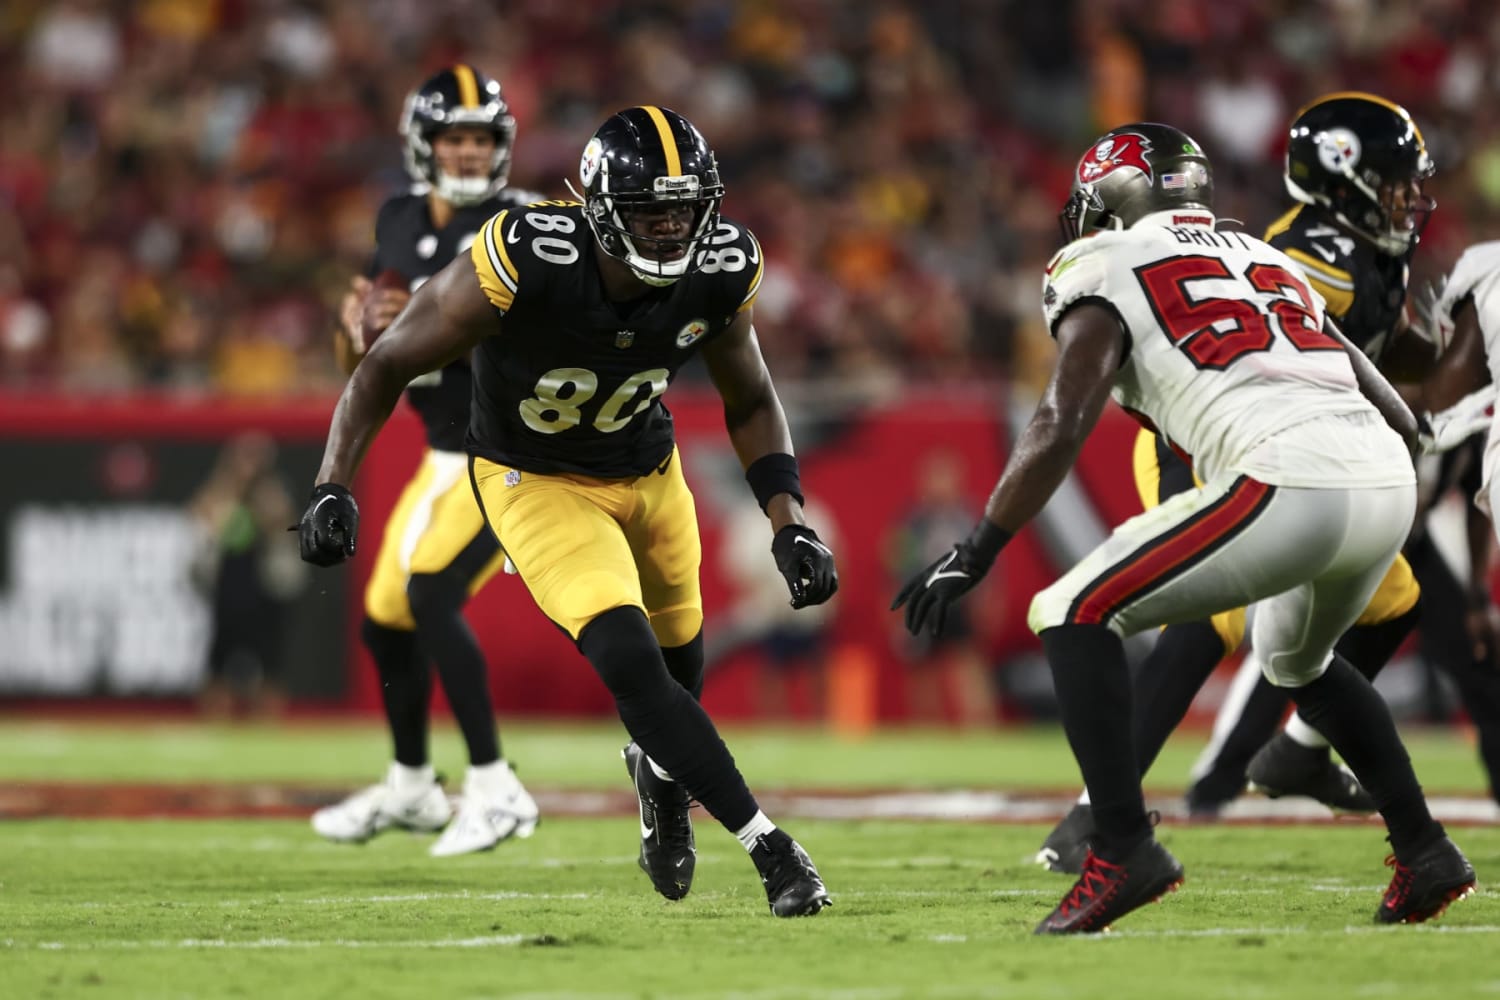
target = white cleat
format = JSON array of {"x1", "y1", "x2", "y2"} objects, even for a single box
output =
[
  {"x1": 311, "y1": 765, "x2": 452, "y2": 844},
  {"x1": 429, "y1": 762, "x2": 539, "y2": 857}
]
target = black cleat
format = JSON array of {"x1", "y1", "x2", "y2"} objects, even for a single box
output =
[
  {"x1": 622, "y1": 742, "x2": 695, "y2": 900},
  {"x1": 750, "y1": 829, "x2": 832, "y2": 917},
  {"x1": 1184, "y1": 771, "x2": 1246, "y2": 819},
  {"x1": 1034, "y1": 837, "x2": 1185, "y2": 935},
  {"x1": 1247, "y1": 733, "x2": 1376, "y2": 813},
  {"x1": 1376, "y1": 836, "x2": 1477, "y2": 924},
  {"x1": 1034, "y1": 803, "x2": 1095, "y2": 875}
]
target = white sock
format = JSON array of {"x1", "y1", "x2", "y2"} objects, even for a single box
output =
[
  {"x1": 387, "y1": 762, "x2": 435, "y2": 793},
  {"x1": 648, "y1": 757, "x2": 674, "y2": 782},
  {"x1": 467, "y1": 759, "x2": 512, "y2": 799},
  {"x1": 734, "y1": 810, "x2": 777, "y2": 850},
  {"x1": 1284, "y1": 713, "x2": 1329, "y2": 750}
]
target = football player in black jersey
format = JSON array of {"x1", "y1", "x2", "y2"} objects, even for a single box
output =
[
  {"x1": 1036, "y1": 93, "x2": 1451, "y2": 873},
  {"x1": 312, "y1": 66, "x2": 544, "y2": 858},
  {"x1": 299, "y1": 107, "x2": 837, "y2": 917}
]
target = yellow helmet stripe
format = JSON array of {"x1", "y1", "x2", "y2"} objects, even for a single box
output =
[
  {"x1": 453, "y1": 64, "x2": 481, "y2": 108},
  {"x1": 640, "y1": 106, "x2": 682, "y2": 177},
  {"x1": 1298, "y1": 91, "x2": 1426, "y2": 146}
]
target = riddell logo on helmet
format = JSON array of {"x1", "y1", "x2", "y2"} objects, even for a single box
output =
[{"x1": 1079, "y1": 133, "x2": 1154, "y2": 184}]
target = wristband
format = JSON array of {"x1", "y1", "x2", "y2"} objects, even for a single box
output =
[
  {"x1": 745, "y1": 453, "x2": 804, "y2": 513},
  {"x1": 965, "y1": 519, "x2": 1012, "y2": 570}
]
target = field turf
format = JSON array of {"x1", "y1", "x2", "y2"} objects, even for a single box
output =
[{"x1": 2, "y1": 720, "x2": 1497, "y2": 999}]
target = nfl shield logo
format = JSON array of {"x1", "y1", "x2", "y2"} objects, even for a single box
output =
[
  {"x1": 614, "y1": 329, "x2": 636, "y2": 349},
  {"x1": 504, "y1": 469, "x2": 522, "y2": 487}
]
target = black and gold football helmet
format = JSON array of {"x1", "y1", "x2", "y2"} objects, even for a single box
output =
[
  {"x1": 399, "y1": 64, "x2": 516, "y2": 206},
  {"x1": 1284, "y1": 92, "x2": 1435, "y2": 256},
  {"x1": 1059, "y1": 123, "x2": 1214, "y2": 242},
  {"x1": 571, "y1": 106, "x2": 725, "y2": 286}
]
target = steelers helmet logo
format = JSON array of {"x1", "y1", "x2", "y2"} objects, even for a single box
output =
[
  {"x1": 580, "y1": 137, "x2": 604, "y2": 188},
  {"x1": 1316, "y1": 128, "x2": 1361, "y2": 174}
]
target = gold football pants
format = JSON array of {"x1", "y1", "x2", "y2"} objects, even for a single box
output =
[{"x1": 470, "y1": 448, "x2": 704, "y2": 645}]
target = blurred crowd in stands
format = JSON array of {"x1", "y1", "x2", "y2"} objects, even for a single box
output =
[{"x1": 4, "y1": 0, "x2": 1499, "y2": 399}]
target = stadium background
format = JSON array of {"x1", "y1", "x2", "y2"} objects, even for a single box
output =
[{"x1": 3, "y1": 0, "x2": 1499, "y2": 727}]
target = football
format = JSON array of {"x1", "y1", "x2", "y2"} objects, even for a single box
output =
[{"x1": 360, "y1": 267, "x2": 411, "y2": 347}]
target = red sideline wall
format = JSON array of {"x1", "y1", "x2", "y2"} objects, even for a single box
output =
[{"x1": 0, "y1": 390, "x2": 1151, "y2": 720}]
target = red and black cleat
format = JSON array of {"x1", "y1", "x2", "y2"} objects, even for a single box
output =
[
  {"x1": 1035, "y1": 837, "x2": 1185, "y2": 935},
  {"x1": 1376, "y1": 836, "x2": 1477, "y2": 924}
]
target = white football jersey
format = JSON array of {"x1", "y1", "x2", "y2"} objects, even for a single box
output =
[
  {"x1": 1436, "y1": 241, "x2": 1500, "y2": 516},
  {"x1": 1042, "y1": 211, "x2": 1411, "y2": 488}
]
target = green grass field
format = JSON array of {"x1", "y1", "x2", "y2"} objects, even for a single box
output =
[{"x1": 3, "y1": 720, "x2": 1498, "y2": 999}]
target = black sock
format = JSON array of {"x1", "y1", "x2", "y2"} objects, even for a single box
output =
[
  {"x1": 661, "y1": 631, "x2": 705, "y2": 700},
  {"x1": 1335, "y1": 603, "x2": 1421, "y2": 682},
  {"x1": 408, "y1": 572, "x2": 500, "y2": 767},
  {"x1": 579, "y1": 607, "x2": 759, "y2": 831},
  {"x1": 1041, "y1": 624, "x2": 1148, "y2": 859},
  {"x1": 1286, "y1": 655, "x2": 1443, "y2": 857},
  {"x1": 1132, "y1": 620, "x2": 1226, "y2": 776},
  {"x1": 361, "y1": 617, "x2": 430, "y2": 768}
]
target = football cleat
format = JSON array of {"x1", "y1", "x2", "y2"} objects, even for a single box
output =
[
  {"x1": 1035, "y1": 803, "x2": 1095, "y2": 875},
  {"x1": 1034, "y1": 838, "x2": 1185, "y2": 935},
  {"x1": 311, "y1": 765, "x2": 452, "y2": 844},
  {"x1": 749, "y1": 829, "x2": 832, "y2": 917},
  {"x1": 430, "y1": 762, "x2": 539, "y2": 858},
  {"x1": 1246, "y1": 733, "x2": 1376, "y2": 813},
  {"x1": 623, "y1": 742, "x2": 696, "y2": 900},
  {"x1": 1376, "y1": 836, "x2": 1477, "y2": 924}
]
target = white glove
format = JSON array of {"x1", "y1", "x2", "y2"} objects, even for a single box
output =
[
  {"x1": 1409, "y1": 277, "x2": 1455, "y2": 353},
  {"x1": 1420, "y1": 384, "x2": 1497, "y2": 454}
]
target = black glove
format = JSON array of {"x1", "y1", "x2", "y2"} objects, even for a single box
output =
[
  {"x1": 298, "y1": 483, "x2": 359, "y2": 566},
  {"x1": 891, "y1": 520, "x2": 1010, "y2": 637},
  {"x1": 771, "y1": 524, "x2": 839, "y2": 609}
]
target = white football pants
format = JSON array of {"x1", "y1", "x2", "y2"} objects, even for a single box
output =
[{"x1": 1029, "y1": 473, "x2": 1416, "y2": 687}]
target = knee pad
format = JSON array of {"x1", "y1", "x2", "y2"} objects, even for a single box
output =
[
  {"x1": 406, "y1": 570, "x2": 469, "y2": 627},
  {"x1": 577, "y1": 606, "x2": 671, "y2": 701}
]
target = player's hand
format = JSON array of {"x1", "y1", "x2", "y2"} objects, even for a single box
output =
[
  {"x1": 891, "y1": 520, "x2": 1010, "y2": 637},
  {"x1": 298, "y1": 483, "x2": 359, "y2": 566},
  {"x1": 1418, "y1": 385, "x2": 1496, "y2": 454},
  {"x1": 1409, "y1": 277, "x2": 1454, "y2": 352},
  {"x1": 340, "y1": 276, "x2": 373, "y2": 351},
  {"x1": 361, "y1": 286, "x2": 412, "y2": 342},
  {"x1": 1465, "y1": 603, "x2": 1500, "y2": 671},
  {"x1": 771, "y1": 525, "x2": 839, "y2": 609}
]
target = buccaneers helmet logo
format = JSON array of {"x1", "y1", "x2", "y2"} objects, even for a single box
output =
[{"x1": 1078, "y1": 133, "x2": 1154, "y2": 184}]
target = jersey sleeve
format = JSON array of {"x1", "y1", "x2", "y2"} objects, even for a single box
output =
[
  {"x1": 365, "y1": 198, "x2": 403, "y2": 278},
  {"x1": 470, "y1": 209, "x2": 521, "y2": 314},
  {"x1": 1442, "y1": 241, "x2": 1500, "y2": 332},
  {"x1": 735, "y1": 230, "x2": 765, "y2": 313},
  {"x1": 1041, "y1": 237, "x2": 1115, "y2": 334}
]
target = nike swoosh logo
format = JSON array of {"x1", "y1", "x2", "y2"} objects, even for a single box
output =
[
  {"x1": 506, "y1": 221, "x2": 521, "y2": 245},
  {"x1": 310, "y1": 494, "x2": 339, "y2": 518},
  {"x1": 640, "y1": 816, "x2": 655, "y2": 840},
  {"x1": 794, "y1": 536, "x2": 832, "y2": 557},
  {"x1": 925, "y1": 552, "x2": 969, "y2": 588}
]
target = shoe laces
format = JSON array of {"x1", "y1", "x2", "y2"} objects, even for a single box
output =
[
  {"x1": 1382, "y1": 854, "x2": 1413, "y2": 910},
  {"x1": 1059, "y1": 851, "x2": 1124, "y2": 918}
]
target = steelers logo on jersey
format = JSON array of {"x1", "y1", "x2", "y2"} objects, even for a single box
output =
[{"x1": 675, "y1": 319, "x2": 709, "y2": 349}]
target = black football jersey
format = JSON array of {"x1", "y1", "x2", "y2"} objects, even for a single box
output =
[
  {"x1": 368, "y1": 188, "x2": 536, "y2": 450},
  {"x1": 467, "y1": 201, "x2": 764, "y2": 476},
  {"x1": 1264, "y1": 204, "x2": 1411, "y2": 362}
]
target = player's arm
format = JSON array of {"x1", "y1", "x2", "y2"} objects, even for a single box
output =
[
  {"x1": 1377, "y1": 310, "x2": 1439, "y2": 381},
  {"x1": 981, "y1": 304, "x2": 1124, "y2": 531},
  {"x1": 701, "y1": 307, "x2": 837, "y2": 609},
  {"x1": 892, "y1": 302, "x2": 1124, "y2": 635},
  {"x1": 1323, "y1": 316, "x2": 1419, "y2": 450},
  {"x1": 701, "y1": 308, "x2": 799, "y2": 527},
  {"x1": 1423, "y1": 298, "x2": 1487, "y2": 413},
  {"x1": 317, "y1": 254, "x2": 494, "y2": 486}
]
